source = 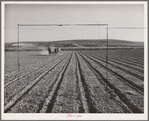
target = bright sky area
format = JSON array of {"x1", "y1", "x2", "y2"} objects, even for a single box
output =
[{"x1": 5, "y1": 3, "x2": 146, "y2": 43}]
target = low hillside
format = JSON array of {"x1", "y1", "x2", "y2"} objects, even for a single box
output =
[{"x1": 5, "y1": 39, "x2": 144, "y2": 51}]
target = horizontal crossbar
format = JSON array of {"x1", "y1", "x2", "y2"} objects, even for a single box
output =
[
  {"x1": 17, "y1": 24, "x2": 147, "y2": 29},
  {"x1": 18, "y1": 24, "x2": 109, "y2": 26}
]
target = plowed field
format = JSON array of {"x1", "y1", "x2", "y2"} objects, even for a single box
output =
[{"x1": 4, "y1": 49, "x2": 144, "y2": 113}]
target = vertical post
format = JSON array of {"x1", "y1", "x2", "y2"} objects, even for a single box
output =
[
  {"x1": 106, "y1": 27, "x2": 108, "y2": 102},
  {"x1": 106, "y1": 27, "x2": 109, "y2": 69},
  {"x1": 18, "y1": 24, "x2": 19, "y2": 81}
]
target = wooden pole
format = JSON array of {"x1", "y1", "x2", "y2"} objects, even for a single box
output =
[
  {"x1": 18, "y1": 24, "x2": 20, "y2": 82},
  {"x1": 106, "y1": 27, "x2": 109, "y2": 102}
]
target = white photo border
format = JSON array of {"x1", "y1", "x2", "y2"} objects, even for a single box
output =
[{"x1": 1, "y1": 1, "x2": 148, "y2": 120}]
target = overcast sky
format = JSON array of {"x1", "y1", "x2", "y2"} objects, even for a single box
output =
[{"x1": 5, "y1": 3, "x2": 146, "y2": 43}]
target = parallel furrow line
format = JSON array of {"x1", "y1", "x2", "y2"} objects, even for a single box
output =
[
  {"x1": 79, "y1": 52, "x2": 143, "y2": 92},
  {"x1": 78, "y1": 52, "x2": 143, "y2": 113},
  {"x1": 81, "y1": 52, "x2": 144, "y2": 80},
  {"x1": 82, "y1": 52, "x2": 143, "y2": 73},
  {"x1": 5, "y1": 52, "x2": 68, "y2": 80},
  {"x1": 75, "y1": 53, "x2": 100, "y2": 113},
  {"x1": 4, "y1": 53, "x2": 68, "y2": 87},
  {"x1": 4, "y1": 53, "x2": 71, "y2": 113},
  {"x1": 40, "y1": 53, "x2": 72, "y2": 113}
]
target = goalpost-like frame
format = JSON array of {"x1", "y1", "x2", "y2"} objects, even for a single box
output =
[{"x1": 17, "y1": 23, "x2": 109, "y2": 102}]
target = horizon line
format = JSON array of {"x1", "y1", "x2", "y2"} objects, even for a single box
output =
[{"x1": 5, "y1": 39, "x2": 144, "y2": 43}]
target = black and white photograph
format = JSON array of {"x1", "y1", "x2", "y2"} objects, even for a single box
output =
[{"x1": 1, "y1": 1, "x2": 148, "y2": 120}]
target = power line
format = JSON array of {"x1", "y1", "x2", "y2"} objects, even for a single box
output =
[{"x1": 108, "y1": 27, "x2": 147, "y2": 29}]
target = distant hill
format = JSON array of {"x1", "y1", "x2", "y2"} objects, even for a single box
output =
[{"x1": 5, "y1": 39, "x2": 144, "y2": 51}]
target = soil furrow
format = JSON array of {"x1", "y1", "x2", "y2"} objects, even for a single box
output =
[
  {"x1": 40, "y1": 52, "x2": 72, "y2": 113},
  {"x1": 4, "y1": 52, "x2": 71, "y2": 113},
  {"x1": 81, "y1": 50, "x2": 144, "y2": 68},
  {"x1": 76, "y1": 52, "x2": 132, "y2": 113},
  {"x1": 48, "y1": 52, "x2": 79, "y2": 113},
  {"x1": 75, "y1": 52, "x2": 89, "y2": 113},
  {"x1": 4, "y1": 52, "x2": 70, "y2": 106},
  {"x1": 80, "y1": 52, "x2": 143, "y2": 92},
  {"x1": 81, "y1": 52, "x2": 144, "y2": 80},
  {"x1": 78, "y1": 52, "x2": 143, "y2": 113},
  {"x1": 82, "y1": 51, "x2": 143, "y2": 74},
  {"x1": 76, "y1": 54, "x2": 98, "y2": 113},
  {"x1": 5, "y1": 52, "x2": 68, "y2": 84}
]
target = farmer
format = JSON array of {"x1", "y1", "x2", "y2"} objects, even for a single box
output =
[
  {"x1": 54, "y1": 47, "x2": 57, "y2": 54},
  {"x1": 58, "y1": 48, "x2": 61, "y2": 54},
  {"x1": 56, "y1": 48, "x2": 59, "y2": 54},
  {"x1": 47, "y1": 47, "x2": 51, "y2": 55}
]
